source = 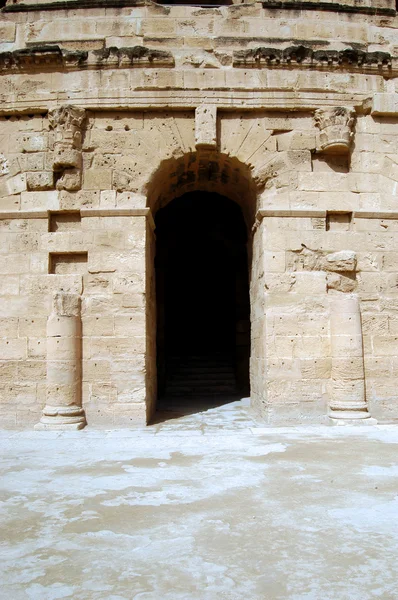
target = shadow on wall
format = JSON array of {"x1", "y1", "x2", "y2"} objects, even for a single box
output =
[{"x1": 154, "y1": 191, "x2": 251, "y2": 418}]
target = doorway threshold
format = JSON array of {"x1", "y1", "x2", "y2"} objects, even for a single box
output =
[{"x1": 150, "y1": 397, "x2": 259, "y2": 432}]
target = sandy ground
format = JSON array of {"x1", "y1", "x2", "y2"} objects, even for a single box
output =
[{"x1": 1, "y1": 399, "x2": 398, "y2": 600}]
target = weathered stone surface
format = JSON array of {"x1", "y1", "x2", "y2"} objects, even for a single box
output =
[
  {"x1": 48, "y1": 104, "x2": 86, "y2": 191},
  {"x1": 36, "y1": 291, "x2": 86, "y2": 430},
  {"x1": 326, "y1": 273, "x2": 357, "y2": 293},
  {"x1": 325, "y1": 250, "x2": 357, "y2": 273},
  {"x1": 195, "y1": 105, "x2": 217, "y2": 149},
  {"x1": 52, "y1": 292, "x2": 81, "y2": 317},
  {"x1": 233, "y1": 46, "x2": 392, "y2": 73},
  {"x1": 329, "y1": 294, "x2": 369, "y2": 419},
  {"x1": 0, "y1": 0, "x2": 398, "y2": 428}
]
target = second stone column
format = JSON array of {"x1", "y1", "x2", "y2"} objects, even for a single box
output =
[{"x1": 36, "y1": 292, "x2": 86, "y2": 430}]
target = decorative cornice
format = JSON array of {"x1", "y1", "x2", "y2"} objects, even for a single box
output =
[
  {"x1": 0, "y1": 45, "x2": 174, "y2": 73},
  {"x1": 233, "y1": 46, "x2": 393, "y2": 73}
]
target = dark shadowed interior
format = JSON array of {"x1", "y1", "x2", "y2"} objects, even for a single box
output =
[{"x1": 155, "y1": 191, "x2": 251, "y2": 416}]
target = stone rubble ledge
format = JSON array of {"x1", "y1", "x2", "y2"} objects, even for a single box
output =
[
  {"x1": 3, "y1": 0, "x2": 396, "y2": 15},
  {"x1": 261, "y1": 0, "x2": 396, "y2": 16},
  {"x1": 233, "y1": 46, "x2": 394, "y2": 73},
  {"x1": 0, "y1": 43, "x2": 395, "y2": 75},
  {"x1": 0, "y1": 45, "x2": 175, "y2": 72}
]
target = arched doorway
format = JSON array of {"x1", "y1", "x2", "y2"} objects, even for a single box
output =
[{"x1": 155, "y1": 191, "x2": 251, "y2": 415}]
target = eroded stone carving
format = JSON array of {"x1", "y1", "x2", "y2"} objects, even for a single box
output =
[
  {"x1": 35, "y1": 292, "x2": 86, "y2": 430},
  {"x1": 314, "y1": 107, "x2": 356, "y2": 154},
  {"x1": 92, "y1": 46, "x2": 174, "y2": 67},
  {"x1": 195, "y1": 105, "x2": 217, "y2": 149},
  {"x1": 0, "y1": 153, "x2": 9, "y2": 177},
  {"x1": 287, "y1": 246, "x2": 357, "y2": 273},
  {"x1": 326, "y1": 272, "x2": 356, "y2": 293},
  {"x1": 286, "y1": 246, "x2": 358, "y2": 293},
  {"x1": 48, "y1": 104, "x2": 86, "y2": 191},
  {"x1": 325, "y1": 250, "x2": 357, "y2": 272}
]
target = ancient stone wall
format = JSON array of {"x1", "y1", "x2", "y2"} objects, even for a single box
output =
[{"x1": 0, "y1": 0, "x2": 398, "y2": 427}]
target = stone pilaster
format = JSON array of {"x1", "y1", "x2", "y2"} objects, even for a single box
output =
[
  {"x1": 329, "y1": 294, "x2": 369, "y2": 420},
  {"x1": 36, "y1": 292, "x2": 86, "y2": 430}
]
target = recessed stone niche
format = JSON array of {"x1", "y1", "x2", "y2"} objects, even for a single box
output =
[
  {"x1": 326, "y1": 212, "x2": 352, "y2": 232},
  {"x1": 49, "y1": 212, "x2": 81, "y2": 232},
  {"x1": 49, "y1": 252, "x2": 88, "y2": 274}
]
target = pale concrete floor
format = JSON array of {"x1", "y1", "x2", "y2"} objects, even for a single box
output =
[{"x1": 1, "y1": 399, "x2": 398, "y2": 600}]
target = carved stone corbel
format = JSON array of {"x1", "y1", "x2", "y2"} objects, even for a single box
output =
[
  {"x1": 314, "y1": 107, "x2": 355, "y2": 154},
  {"x1": 48, "y1": 104, "x2": 86, "y2": 191}
]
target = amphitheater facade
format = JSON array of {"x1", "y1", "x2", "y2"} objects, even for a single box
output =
[{"x1": 0, "y1": 0, "x2": 398, "y2": 428}]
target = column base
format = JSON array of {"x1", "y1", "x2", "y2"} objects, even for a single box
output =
[
  {"x1": 329, "y1": 413, "x2": 378, "y2": 426},
  {"x1": 35, "y1": 405, "x2": 87, "y2": 431},
  {"x1": 35, "y1": 420, "x2": 86, "y2": 431},
  {"x1": 329, "y1": 409, "x2": 370, "y2": 420}
]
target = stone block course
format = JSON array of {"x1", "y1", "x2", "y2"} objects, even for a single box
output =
[{"x1": 0, "y1": 0, "x2": 398, "y2": 426}]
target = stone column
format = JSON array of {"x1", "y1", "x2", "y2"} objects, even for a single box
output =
[
  {"x1": 329, "y1": 294, "x2": 369, "y2": 420},
  {"x1": 36, "y1": 292, "x2": 86, "y2": 430}
]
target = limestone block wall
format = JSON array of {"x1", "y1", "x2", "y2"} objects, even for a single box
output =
[
  {"x1": 0, "y1": 212, "x2": 149, "y2": 427},
  {"x1": 2, "y1": 104, "x2": 398, "y2": 425},
  {"x1": 2, "y1": 106, "x2": 398, "y2": 425},
  {"x1": 255, "y1": 208, "x2": 398, "y2": 424},
  {"x1": 1, "y1": 0, "x2": 398, "y2": 427}
]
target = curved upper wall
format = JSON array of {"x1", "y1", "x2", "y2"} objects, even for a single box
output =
[
  {"x1": 0, "y1": 0, "x2": 397, "y2": 116},
  {"x1": 2, "y1": 0, "x2": 397, "y2": 52},
  {"x1": 1, "y1": 0, "x2": 397, "y2": 65}
]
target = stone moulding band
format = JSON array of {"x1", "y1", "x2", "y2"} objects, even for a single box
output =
[
  {"x1": 80, "y1": 207, "x2": 156, "y2": 229},
  {"x1": 0, "y1": 210, "x2": 48, "y2": 219},
  {"x1": 256, "y1": 210, "x2": 398, "y2": 220},
  {"x1": 2, "y1": 209, "x2": 398, "y2": 223},
  {"x1": 0, "y1": 208, "x2": 155, "y2": 228},
  {"x1": 257, "y1": 209, "x2": 327, "y2": 219},
  {"x1": 0, "y1": 95, "x2": 378, "y2": 115}
]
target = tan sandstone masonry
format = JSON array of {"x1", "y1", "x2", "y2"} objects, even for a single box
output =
[
  {"x1": 0, "y1": 0, "x2": 398, "y2": 427},
  {"x1": 329, "y1": 294, "x2": 369, "y2": 420},
  {"x1": 36, "y1": 291, "x2": 86, "y2": 430}
]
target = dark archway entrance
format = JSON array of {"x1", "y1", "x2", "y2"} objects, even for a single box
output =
[{"x1": 155, "y1": 191, "x2": 250, "y2": 415}]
